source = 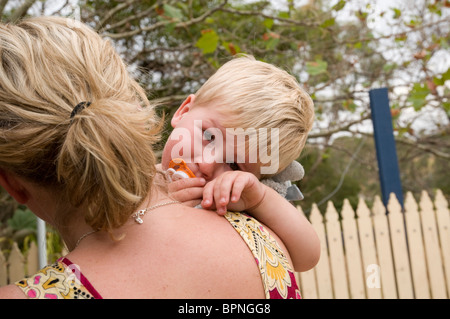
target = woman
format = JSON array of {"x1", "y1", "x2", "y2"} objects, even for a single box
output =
[{"x1": 0, "y1": 16, "x2": 303, "y2": 299}]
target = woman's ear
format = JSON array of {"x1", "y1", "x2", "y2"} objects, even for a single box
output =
[
  {"x1": 171, "y1": 94, "x2": 196, "y2": 127},
  {"x1": 0, "y1": 170, "x2": 29, "y2": 204}
]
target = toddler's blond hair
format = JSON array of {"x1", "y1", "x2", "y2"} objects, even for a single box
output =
[{"x1": 194, "y1": 56, "x2": 314, "y2": 177}]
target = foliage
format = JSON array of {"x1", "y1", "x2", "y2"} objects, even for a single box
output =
[
  {"x1": 0, "y1": 0, "x2": 448, "y2": 220},
  {"x1": 297, "y1": 134, "x2": 450, "y2": 215},
  {"x1": 7, "y1": 208, "x2": 36, "y2": 232},
  {"x1": 75, "y1": 0, "x2": 449, "y2": 160}
]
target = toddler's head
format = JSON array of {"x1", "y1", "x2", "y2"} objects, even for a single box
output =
[{"x1": 162, "y1": 55, "x2": 314, "y2": 180}]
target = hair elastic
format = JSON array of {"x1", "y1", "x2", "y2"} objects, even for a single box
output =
[{"x1": 70, "y1": 101, "x2": 92, "y2": 120}]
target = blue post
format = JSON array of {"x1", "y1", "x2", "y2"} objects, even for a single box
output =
[{"x1": 369, "y1": 88, "x2": 404, "y2": 208}]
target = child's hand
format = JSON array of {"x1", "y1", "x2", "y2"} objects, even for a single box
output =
[
  {"x1": 201, "y1": 171, "x2": 266, "y2": 215},
  {"x1": 168, "y1": 177, "x2": 206, "y2": 207}
]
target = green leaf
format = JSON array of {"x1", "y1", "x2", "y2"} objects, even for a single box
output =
[
  {"x1": 265, "y1": 37, "x2": 279, "y2": 50},
  {"x1": 407, "y1": 83, "x2": 430, "y2": 110},
  {"x1": 278, "y1": 11, "x2": 290, "y2": 19},
  {"x1": 306, "y1": 59, "x2": 328, "y2": 76},
  {"x1": 163, "y1": 4, "x2": 183, "y2": 21},
  {"x1": 264, "y1": 18, "x2": 274, "y2": 30},
  {"x1": 383, "y1": 63, "x2": 396, "y2": 72},
  {"x1": 7, "y1": 208, "x2": 37, "y2": 231},
  {"x1": 353, "y1": 41, "x2": 362, "y2": 49},
  {"x1": 332, "y1": 0, "x2": 346, "y2": 12},
  {"x1": 441, "y1": 67, "x2": 450, "y2": 81},
  {"x1": 320, "y1": 17, "x2": 335, "y2": 28},
  {"x1": 196, "y1": 29, "x2": 219, "y2": 54},
  {"x1": 392, "y1": 8, "x2": 401, "y2": 19},
  {"x1": 343, "y1": 99, "x2": 357, "y2": 112},
  {"x1": 223, "y1": 41, "x2": 241, "y2": 55}
]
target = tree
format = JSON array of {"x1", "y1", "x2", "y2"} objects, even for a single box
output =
[{"x1": 0, "y1": 0, "x2": 449, "y2": 207}]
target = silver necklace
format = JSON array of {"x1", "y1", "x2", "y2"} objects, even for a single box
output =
[
  {"x1": 75, "y1": 230, "x2": 97, "y2": 249},
  {"x1": 74, "y1": 200, "x2": 180, "y2": 249},
  {"x1": 131, "y1": 200, "x2": 180, "y2": 224}
]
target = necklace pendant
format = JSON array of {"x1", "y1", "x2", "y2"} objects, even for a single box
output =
[
  {"x1": 131, "y1": 201, "x2": 180, "y2": 224},
  {"x1": 134, "y1": 209, "x2": 146, "y2": 224}
]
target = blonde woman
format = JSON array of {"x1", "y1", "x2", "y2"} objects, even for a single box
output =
[{"x1": 0, "y1": 17, "x2": 316, "y2": 299}]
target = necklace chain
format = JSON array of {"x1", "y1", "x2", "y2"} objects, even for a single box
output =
[
  {"x1": 75, "y1": 230, "x2": 97, "y2": 249},
  {"x1": 131, "y1": 200, "x2": 180, "y2": 224},
  {"x1": 74, "y1": 200, "x2": 180, "y2": 250}
]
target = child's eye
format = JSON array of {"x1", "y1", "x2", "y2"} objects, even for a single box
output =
[
  {"x1": 203, "y1": 130, "x2": 215, "y2": 142},
  {"x1": 229, "y1": 162, "x2": 240, "y2": 171}
]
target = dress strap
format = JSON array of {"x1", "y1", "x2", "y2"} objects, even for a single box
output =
[
  {"x1": 224, "y1": 212, "x2": 301, "y2": 299},
  {"x1": 15, "y1": 257, "x2": 102, "y2": 299}
]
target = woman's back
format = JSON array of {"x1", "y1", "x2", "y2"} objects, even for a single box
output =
[{"x1": 66, "y1": 204, "x2": 273, "y2": 298}]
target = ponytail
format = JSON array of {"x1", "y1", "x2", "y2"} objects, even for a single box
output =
[{"x1": 57, "y1": 99, "x2": 161, "y2": 234}]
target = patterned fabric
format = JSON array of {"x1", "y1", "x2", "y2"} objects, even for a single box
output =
[
  {"x1": 224, "y1": 212, "x2": 301, "y2": 299},
  {"x1": 15, "y1": 212, "x2": 300, "y2": 299},
  {"x1": 15, "y1": 258, "x2": 102, "y2": 299}
]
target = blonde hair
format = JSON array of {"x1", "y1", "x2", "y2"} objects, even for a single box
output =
[
  {"x1": 0, "y1": 17, "x2": 160, "y2": 235},
  {"x1": 193, "y1": 55, "x2": 314, "y2": 177}
]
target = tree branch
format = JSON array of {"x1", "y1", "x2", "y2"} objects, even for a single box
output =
[
  {"x1": 308, "y1": 113, "x2": 372, "y2": 139},
  {"x1": 0, "y1": 0, "x2": 9, "y2": 16},
  {"x1": 218, "y1": 7, "x2": 318, "y2": 27},
  {"x1": 95, "y1": 0, "x2": 139, "y2": 31},
  {"x1": 9, "y1": 0, "x2": 37, "y2": 22},
  {"x1": 103, "y1": 0, "x2": 228, "y2": 40}
]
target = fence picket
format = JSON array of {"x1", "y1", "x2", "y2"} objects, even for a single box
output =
[
  {"x1": 341, "y1": 199, "x2": 365, "y2": 298},
  {"x1": 0, "y1": 250, "x2": 6, "y2": 286},
  {"x1": 387, "y1": 193, "x2": 414, "y2": 298},
  {"x1": 356, "y1": 197, "x2": 381, "y2": 299},
  {"x1": 27, "y1": 241, "x2": 39, "y2": 277},
  {"x1": 8, "y1": 242, "x2": 25, "y2": 284},
  {"x1": 325, "y1": 201, "x2": 349, "y2": 298},
  {"x1": 404, "y1": 192, "x2": 430, "y2": 298},
  {"x1": 309, "y1": 203, "x2": 333, "y2": 298},
  {"x1": 434, "y1": 190, "x2": 450, "y2": 297},
  {"x1": 372, "y1": 196, "x2": 397, "y2": 298},
  {"x1": 420, "y1": 191, "x2": 447, "y2": 298},
  {"x1": 296, "y1": 205, "x2": 318, "y2": 299}
]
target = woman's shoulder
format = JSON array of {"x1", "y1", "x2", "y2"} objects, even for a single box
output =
[
  {"x1": 143, "y1": 206, "x2": 267, "y2": 298},
  {"x1": 0, "y1": 284, "x2": 26, "y2": 299}
]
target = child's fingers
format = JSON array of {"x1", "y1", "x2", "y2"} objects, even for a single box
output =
[
  {"x1": 170, "y1": 186, "x2": 204, "y2": 203},
  {"x1": 201, "y1": 180, "x2": 215, "y2": 209},
  {"x1": 168, "y1": 177, "x2": 206, "y2": 205},
  {"x1": 230, "y1": 174, "x2": 247, "y2": 203},
  {"x1": 216, "y1": 174, "x2": 235, "y2": 205},
  {"x1": 168, "y1": 177, "x2": 206, "y2": 192},
  {"x1": 214, "y1": 174, "x2": 237, "y2": 215}
]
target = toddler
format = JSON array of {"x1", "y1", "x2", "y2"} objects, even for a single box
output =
[{"x1": 160, "y1": 56, "x2": 319, "y2": 272}]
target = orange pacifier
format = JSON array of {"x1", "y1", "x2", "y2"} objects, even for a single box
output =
[{"x1": 167, "y1": 158, "x2": 196, "y2": 181}]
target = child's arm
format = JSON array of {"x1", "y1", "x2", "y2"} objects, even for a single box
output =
[
  {"x1": 201, "y1": 171, "x2": 320, "y2": 272},
  {"x1": 247, "y1": 185, "x2": 321, "y2": 272}
]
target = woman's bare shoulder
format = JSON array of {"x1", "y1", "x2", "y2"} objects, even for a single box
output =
[
  {"x1": 0, "y1": 284, "x2": 26, "y2": 299},
  {"x1": 150, "y1": 207, "x2": 266, "y2": 298}
]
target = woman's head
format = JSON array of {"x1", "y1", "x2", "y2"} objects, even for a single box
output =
[{"x1": 0, "y1": 17, "x2": 160, "y2": 234}]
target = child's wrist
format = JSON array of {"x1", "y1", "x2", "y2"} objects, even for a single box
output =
[{"x1": 246, "y1": 187, "x2": 267, "y2": 213}]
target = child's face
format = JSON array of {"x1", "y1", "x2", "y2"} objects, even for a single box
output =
[{"x1": 161, "y1": 96, "x2": 262, "y2": 181}]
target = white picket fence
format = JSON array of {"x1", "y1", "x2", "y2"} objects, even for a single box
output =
[
  {"x1": 296, "y1": 190, "x2": 450, "y2": 299},
  {"x1": 1, "y1": 189, "x2": 449, "y2": 299}
]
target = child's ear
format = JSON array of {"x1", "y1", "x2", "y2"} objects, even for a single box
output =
[
  {"x1": 171, "y1": 94, "x2": 196, "y2": 127},
  {"x1": 0, "y1": 170, "x2": 29, "y2": 204}
]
